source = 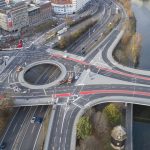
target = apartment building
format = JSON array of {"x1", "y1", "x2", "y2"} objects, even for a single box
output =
[
  {"x1": 0, "y1": 1, "x2": 29, "y2": 32},
  {"x1": 0, "y1": 0, "x2": 52, "y2": 32},
  {"x1": 28, "y1": 0, "x2": 52, "y2": 26},
  {"x1": 51, "y1": 0, "x2": 90, "y2": 14},
  {"x1": 0, "y1": 0, "x2": 7, "y2": 8}
]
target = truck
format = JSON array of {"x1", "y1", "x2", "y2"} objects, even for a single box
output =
[{"x1": 57, "y1": 27, "x2": 68, "y2": 35}]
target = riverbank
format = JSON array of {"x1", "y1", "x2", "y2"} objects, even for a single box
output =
[{"x1": 114, "y1": 0, "x2": 142, "y2": 67}]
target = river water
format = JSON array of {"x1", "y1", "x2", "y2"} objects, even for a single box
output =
[
  {"x1": 131, "y1": 1, "x2": 150, "y2": 150},
  {"x1": 132, "y1": 0, "x2": 150, "y2": 70}
]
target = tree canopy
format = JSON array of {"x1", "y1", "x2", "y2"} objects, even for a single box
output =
[
  {"x1": 104, "y1": 104, "x2": 122, "y2": 127},
  {"x1": 0, "y1": 92, "x2": 14, "y2": 110},
  {"x1": 77, "y1": 116, "x2": 92, "y2": 140}
]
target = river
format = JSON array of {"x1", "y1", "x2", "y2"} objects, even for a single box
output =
[
  {"x1": 131, "y1": 0, "x2": 150, "y2": 150},
  {"x1": 132, "y1": 0, "x2": 150, "y2": 70}
]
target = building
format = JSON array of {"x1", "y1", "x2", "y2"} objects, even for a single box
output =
[
  {"x1": 51, "y1": 0, "x2": 90, "y2": 14},
  {"x1": 0, "y1": 1, "x2": 29, "y2": 32},
  {"x1": 111, "y1": 125, "x2": 127, "y2": 150},
  {"x1": 0, "y1": 0, "x2": 7, "y2": 8},
  {"x1": 0, "y1": 0, "x2": 52, "y2": 32},
  {"x1": 28, "y1": 0, "x2": 52, "y2": 26}
]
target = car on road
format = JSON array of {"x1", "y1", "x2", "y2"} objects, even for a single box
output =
[
  {"x1": 13, "y1": 86, "x2": 21, "y2": 93},
  {"x1": 35, "y1": 117, "x2": 43, "y2": 124},
  {"x1": 16, "y1": 66, "x2": 23, "y2": 72},
  {"x1": 75, "y1": 74, "x2": 80, "y2": 80},
  {"x1": 31, "y1": 116, "x2": 36, "y2": 123},
  {"x1": 3, "y1": 56, "x2": 10, "y2": 60},
  {"x1": 0, "y1": 142, "x2": 6, "y2": 149},
  {"x1": 31, "y1": 116, "x2": 43, "y2": 124}
]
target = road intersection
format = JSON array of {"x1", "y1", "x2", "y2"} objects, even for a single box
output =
[{"x1": 0, "y1": 0, "x2": 150, "y2": 150}]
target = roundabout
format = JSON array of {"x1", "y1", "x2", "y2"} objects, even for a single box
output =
[{"x1": 18, "y1": 60, "x2": 67, "y2": 89}]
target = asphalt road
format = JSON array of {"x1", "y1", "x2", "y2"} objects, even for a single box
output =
[
  {"x1": 0, "y1": 0, "x2": 150, "y2": 150},
  {"x1": 0, "y1": 106, "x2": 48, "y2": 150}
]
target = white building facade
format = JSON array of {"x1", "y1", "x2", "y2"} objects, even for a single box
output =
[{"x1": 51, "y1": 0, "x2": 90, "y2": 14}]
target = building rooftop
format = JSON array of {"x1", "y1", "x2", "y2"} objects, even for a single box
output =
[
  {"x1": 0, "y1": 0, "x2": 7, "y2": 8},
  {"x1": 51, "y1": 0, "x2": 72, "y2": 5},
  {"x1": 27, "y1": 4, "x2": 39, "y2": 12},
  {"x1": 0, "y1": 1, "x2": 26, "y2": 11}
]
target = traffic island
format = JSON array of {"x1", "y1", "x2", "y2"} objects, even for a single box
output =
[{"x1": 18, "y1": 60, "x2": 67, "y2": 89}]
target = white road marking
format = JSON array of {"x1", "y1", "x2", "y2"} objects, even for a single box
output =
[
  {"x1": 40, "y1": 106, "x2": 43, "y2": 113},
  {"x1": 13, "y1": 123, "x2": 18, "y2": 132},
  {"x1": 33, "y1": 107, "x2": 48, "y2": 150},
  {"x1": 43, "y1": 89, "x2": 47, "y2": 95},
  {"x1": 15, "y1": 73, "x2": 18, "y2": 80},
  {"x1": 72, "y1": 102, "x2": 83, "y2": 108},
  {"x1": 31, "y1": 125, "x2": 35, "y2": 134}
]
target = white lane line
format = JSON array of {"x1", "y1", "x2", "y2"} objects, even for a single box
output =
[
  {"x1": 16, "y1": 107, "x2": 38, "y2": 150},
  {"x1": 31, "y1": 125, "x2": 35, "y2": 134},
  {"x1": 40, "y1": 106, "x2": 43, "y2": 113},
  {"x1": 59, "y1": 138, "x2": 62, "y2": 143},
  {"x1": 43, "y1": 89, "x2": 47, "y2": 96},
  {"x1": 73, "y1": 97, "x2": 81, "y2": 102},
  {"x1": 0, "y1": 108, "x2": 19, "y2": 144},
  {"x1": 13, "y1": 123, "x2": 18, "y2": 133},
  {"x1": 8, "y1": 69, "x2": 13, "y2": 84},
  {"x1": 63, "y1": 107, "x2": 76, "y2": 150},
  {"x1": 72, "y1": 102, "x2": 83, "y2": 108},
  {"x1": 15, "y1": 73, "x2": 18, "y2": 80},
  {"x1": 33, "y1": 106, "x2": 49, "y2": 150}
]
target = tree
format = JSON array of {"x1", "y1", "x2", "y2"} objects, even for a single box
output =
[
  {"x1": 131, "y1": 33, "x2": 142, "y2": 64},
  {"x1": 77, "y1": 116, "x2": 92, "y2": 140},
  {"x1": 0, "y1": 92, "x2": 14, "y2": 110},
  {"x1": 104, "y1": 104, "x2": 122, "y2": 127}
]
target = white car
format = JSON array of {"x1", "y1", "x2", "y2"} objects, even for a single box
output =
[
  {"x1": 13, "y1": 86, "x2": 21, "y2": 93},
  {"x1": 3, "y1": 56, "x2": 10, "y2": 60},
  {"x1": 31, "y1": 117, "x2": 36, "y2": 123},
  {"x1": 75, "y1": 74, "x2": 80, "y2": 80}
]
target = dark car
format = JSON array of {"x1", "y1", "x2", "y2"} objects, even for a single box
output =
[
  {"x1": 0, "y1": 142, "x2": 6, "y2": 149},
  {"x1": 35, "y1": 117, "x2": 43, "y2": 124}
]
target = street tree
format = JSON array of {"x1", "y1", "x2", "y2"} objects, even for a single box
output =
[
  {"x1": 104, "y1": 104, "x2": 122, "y2": 127},
  {"x1": 77, "y1": 116, "x2": 92, "y2": 140}
]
